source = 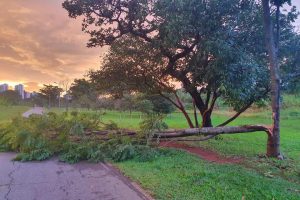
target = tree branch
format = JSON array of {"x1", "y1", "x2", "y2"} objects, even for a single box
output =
[
  {"x1": 154, "y1": 125, "x2": 271, "y2": 139},
  {"x1": 217, "y1": 90, "x2": 269, "y2": 127},
  {"x1": 217, "y1": 101, "x2": 254, "y2": 127}
]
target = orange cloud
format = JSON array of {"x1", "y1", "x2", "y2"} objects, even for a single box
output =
[{"x1": 0, "y1": 0, "x2": 108, "y2": 91}]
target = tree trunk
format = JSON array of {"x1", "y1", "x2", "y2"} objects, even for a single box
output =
[
  {"x1": 174, "y1": 94, "x2": 194, "y2": 128},
  {"x1": 154, "y1": 125, "x2": 271, "y2": 138},
  {"x1": 201, "y1": 110, "x2": 213, "y2": 127},
  {"x1": 159, "y1": 91, "x2": 195, "y2": 128},
  {"x1": 262, "y1": 0, "x2": 281, "y2": 157},
  {"x1": 180, "y1": 108, "x2": 195, "y2": 128},
  {"x1": 193, "y1": 100, "x2": 199, "y2": 128}
]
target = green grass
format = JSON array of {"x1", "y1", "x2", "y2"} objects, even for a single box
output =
[
  {"x1": 0, "y1": 105, "x2": 30, "y2": 123},
  {"x1": 116, "y1": 150, "x2": 300, "y2": 200},
  {"x1": 2, "y1": 103, "x2": 300, "y2": 199}
]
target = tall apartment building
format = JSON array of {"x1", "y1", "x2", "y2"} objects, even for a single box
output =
[
  {"x1": 14, "y1": 84, "x2": 24, "y2": 99},
  {"x1": 0, "y1": 84, "x2": 9, "y2": 93}
]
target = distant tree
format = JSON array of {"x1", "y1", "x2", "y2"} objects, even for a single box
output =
[
  {"x1": 0, "y1": 90, "x2": 21, "y2": 105},
  {"x1": 69, "y1": 79, "x2": 98, "y2": 109},
  {"x1": 58, "y1": 79, "x2": 71, "y2": 111},
  {"x1": 30, "y1": 93, "x2": 47, "y2": 107},
  {"x1": 147, "y1": 94, "x2": 175, "y2": 114},
  {"x1": 119, "y1": 94, "x2": 136, "y2": 114},
  {"x1": 40, "y1": 84, "x2": 63, "y2": 108},
  {"x1": 135, "y1": 99, "x2": 154, "y2": 114},
  {"x1": 281, "y1": 32, "x2": 300, "y2": 93}
]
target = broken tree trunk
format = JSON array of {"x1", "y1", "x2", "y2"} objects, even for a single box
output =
[
  {"x1": 85, "y1": 125, "x2": 275, "y2": 157},
  {"x1": 153, "y1": 125, "x2": 271, "y2": 138},
  {"x1": 262, "y1": 0, "x2": 281, "y2": 157}
]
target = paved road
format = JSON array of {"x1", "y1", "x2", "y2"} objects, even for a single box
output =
[
  {"x1": 22, "y1": 107, "x2": 45, "y2": 118},
  {"x1": 0, "y1": 153, "x2": 149, "y2": 200}
]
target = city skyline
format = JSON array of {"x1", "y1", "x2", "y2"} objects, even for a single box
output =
[
  {"x1": 0, "y1": 0, "x2": 299, "y2": 92},
  {"x1": 0, "y1": 83, "x2": 34, "y2": 99},
  {"x1": 0, "y1": 82, "x2": 38, "y2": 92}
]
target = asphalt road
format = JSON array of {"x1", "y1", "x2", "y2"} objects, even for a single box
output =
[{"x1": 0, "y1": 153, "x2": 149, "y2": 200}]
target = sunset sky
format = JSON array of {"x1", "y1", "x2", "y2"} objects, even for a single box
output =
[{"x1": 0, "y1": 0, "x2": 299, "y2": 92}]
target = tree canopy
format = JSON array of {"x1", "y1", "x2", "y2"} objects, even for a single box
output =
[
  {"x1": 64, "y1": 0, "x2": 278, "y2": 127},
  {"x1": 40, "y1": 84, "x2": 63, "y2": 108}
]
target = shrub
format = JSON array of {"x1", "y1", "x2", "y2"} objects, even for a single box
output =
[
  {"x1": 112, "y1": 144, "x2": 136, "y2": 162},
  {"x1": 134, "y1": 145, "x2": 160, "y2": 162}
]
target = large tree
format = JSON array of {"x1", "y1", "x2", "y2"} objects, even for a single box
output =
[
  {"x1": 63, "y1": 0, "x2": 297, "y2": 157},
  {"x1": 69, "y1": 78, "x2": 98, "y2": 109},
  {"x1": 64, "y1": 0, "x2": 271, "y2": 126}
]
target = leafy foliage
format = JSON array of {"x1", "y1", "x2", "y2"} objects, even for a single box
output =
[
  {"x1": 39, "y1": 84, "x2": 63, "y2": 108},
  {"x1": 0, "y1": 90, "x2": 21, "y2": 106},
  {"x1": 63, "y1": 0, "x2": 299, "y2": 128},
  {"x1": 69, "y1": 79, "x2": 98, "y2": 109},
  {"x1": 140, "y1": 114, "x2": 168, "y2": 144},
  {"x1": 0, "y1": 111, "x2": 161, "y2": 164},
  {"x1": 112, "y1": 144, "x2": 136, "y2": 162}
]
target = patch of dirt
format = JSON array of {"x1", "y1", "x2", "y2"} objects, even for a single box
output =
[{"x1": 159, "y1": 141, "x2": 243, "y2": 164}]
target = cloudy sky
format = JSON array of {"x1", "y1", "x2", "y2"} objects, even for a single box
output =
[
  {"x1": 0, "y1": 0, "x2": 107, "y2": 91},
  {"x1": 0, "y1": 0, "x2": 299, "y2": 92}
]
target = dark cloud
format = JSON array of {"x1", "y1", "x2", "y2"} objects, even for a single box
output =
[{"x1": 0, "y1": 0, "x2": 107, "y2": 91}]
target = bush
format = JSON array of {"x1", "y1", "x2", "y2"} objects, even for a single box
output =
[
  {"x1": 112, "y1": 144, "x2": 136, "y2": 162},
  {"x1": 59, "y1": 142, "x2": 106, "y2": 164},
  {"x1": 134, "y1": 145, "x2": 160, "y2": 162}
]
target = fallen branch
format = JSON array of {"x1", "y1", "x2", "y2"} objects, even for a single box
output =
[
  {"x1": 82, "y1": 125, "x2": 271, "y2": 142},
  {"x1": 154, "y1": 125, "x2": 271, "y2": 138}
]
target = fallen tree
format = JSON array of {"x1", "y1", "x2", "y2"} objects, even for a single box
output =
[
  {"x1": 153, "y1": 125, "x2": 278, "y2": 157},
  {"x1": 84, "y1": 125, "x2": 278, "y2": 157},
  {"x1": 154, "y1": 125, "x2": 271, "y2": 138}
]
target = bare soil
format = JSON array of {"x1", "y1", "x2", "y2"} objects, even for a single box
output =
[{"x1": 159, "y1": 141, "x2": 243, "y2": 164}]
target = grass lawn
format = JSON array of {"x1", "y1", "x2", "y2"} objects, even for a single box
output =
[
  {"x1": 0, "y1": 105, "x2": 30, "y2": 123},
  {"x1": 116, "y1": 150, "x2": 300, "y2": 200}
]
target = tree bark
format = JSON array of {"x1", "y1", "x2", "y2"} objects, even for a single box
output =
[
  {"x1": 179, "y1": 107, "x2": 195, "y2": 128},
  {"x1": 262, "y1": 0, "x2": 281, "y2": 157},
  {"x1": 159, "y1": 91, "x2": 195, "y2": 128},
  {"x1": 201, "y1": 110, "x2": 213, "y2": 127},
  {"x1": 174, "y1": 93, "x2": 195, "y2": 128},
  {"x1": 154, "y1": 125, "x2": 271, "y2": 138},
  {"x1": 193, "y1": 99, "x2": 199, "y2": 128}
]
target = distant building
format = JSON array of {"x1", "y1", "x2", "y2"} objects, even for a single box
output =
[
  {"x1": 0, "y1": 84, "x2": 9, "y2": 93},
  {"x1": 15, "y1": 84, "x2": 24, "y2": 99},
  {"x1": 30, "y1": 92, "x2": 38, "y2": 97},
  {"x1": 24, "y1": 91, "x2": 31, "y2": 99}
]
